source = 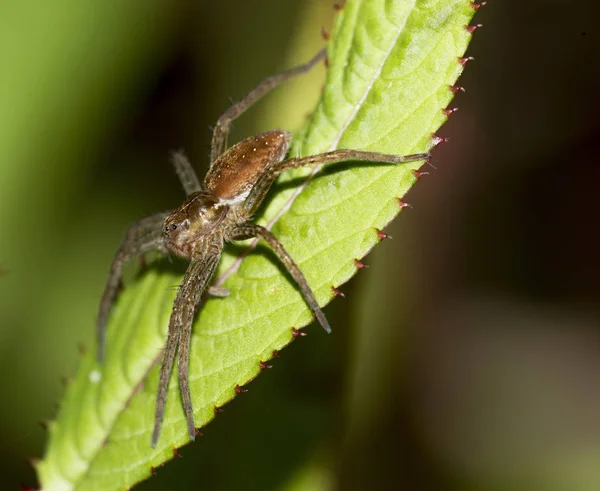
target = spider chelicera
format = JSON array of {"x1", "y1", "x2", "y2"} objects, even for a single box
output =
[{"x1": 96, "y1": 48, "x2": 429, "y2": 447}]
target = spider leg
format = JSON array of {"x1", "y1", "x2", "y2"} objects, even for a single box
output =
[
  {"x1": 210, "y1": 48, "x2": 326, "y2": 164},
  {"x1": 243, "y1": 149, "x2": 430, "y2": 215},
  {"x1": 97, "y1": 212, "x2": 170, "y2": 361},
  {"x1": 171, "y1": 150, "x2": 202, "y2": 195},
  {"x1": 230, "y1": 223, "x2": 331, "y2": 334},
  {"x1": 152, "y1": 245, "x2": 222, "y2": 447}
]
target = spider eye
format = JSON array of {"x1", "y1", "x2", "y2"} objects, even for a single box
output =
[{"x1": 170, "y1": 224, "x2": 178, "y2": 231}]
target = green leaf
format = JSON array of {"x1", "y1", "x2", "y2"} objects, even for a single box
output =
[{"x1": 37, "y1": 1, "x2": 477, "y2": 489}]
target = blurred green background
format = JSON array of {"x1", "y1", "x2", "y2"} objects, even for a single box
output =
[{"x1": 1, "y1": 1, "x2": 599, "y2": 490}]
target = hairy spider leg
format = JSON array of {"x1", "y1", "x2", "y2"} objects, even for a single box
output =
[
  {"x1": 152, "y1": 245, "x2": 222, "y2": 448},
  {"x1": 243, "y1": 149, "x2": 431, "y2": 215},
  {"x1": 101, "y1": 45, "x2": 431, "y2": 448},
  {"x1": 210, "y1": 48, "x2": 326, "y2": 164},
  {"x1": 97, "y1": 212, "x2": 171, "y2": 361},
  {"x1": 171, "y1": 150, "x2": 202, "y2": 195},
  {"x1": 231, "y1": 223, "x2": 331, "y2": 334}
]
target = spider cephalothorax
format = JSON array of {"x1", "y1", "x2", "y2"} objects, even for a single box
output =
[
  {"x1": 163, "y1": 192, "x2": 227, "y2": 258},
  {"x1": 97, "y1": 49, "x2": 429, "y2": 447}
]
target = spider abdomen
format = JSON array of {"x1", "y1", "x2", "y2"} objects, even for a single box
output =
[{"x1": 204, "y1": 130, "x2": 291, "y2": 204}]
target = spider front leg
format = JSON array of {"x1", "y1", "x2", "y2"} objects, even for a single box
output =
[
  {"x1": 243, "y1": 148, "x2": 430, "y2": 215},
  {"x1": 171, "y1": 150, "x2": 202, "y2": 196},
  {"x1": 230, "y1": 223, "x2": 331, "y2": 334},
  {"x1": 97, "y1": 212, "x2": 170, "y2": 361},
  {"x1": 152, "y1": 245, "x2": 222, "y2": 448},
  {"x1": 210, "y1": 48, "x2": 326, "y2": 163}
]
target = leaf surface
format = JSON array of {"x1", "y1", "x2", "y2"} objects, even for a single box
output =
[{"x1": 37, "y1": 1, "x2": 476, "y2": 489}]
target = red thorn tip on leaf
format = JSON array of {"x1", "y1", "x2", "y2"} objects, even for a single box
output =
[
  {"x1": 235, "y1": 384, "x2": 247, "y2": 394},
  {"x1": 466, "y1": 24, "x2": 483, "y2": 34},
  {"x1": 195, "y1": 428, "x2": 203, "y2": 437},
  {"x1": 471, "y1": 1, "x2": 487, "y2": 11},
  {"x1": 151, "y1": 467, "x2": 157, "y2": 476},
  {"x1": 396, "y1": 198, "x2": 412, "y2": 209},
  {"x1": 292, "y1": 327, "x2": 307, "y2": 338},
  {"x1": 449, "y1": 85, "x2": 466, "y2": 93},
  {"x1": 458, "y1": 56, "x2": 475, "y2": 66},
  {"x1": 321, "y1": 27, "x2": 330, "y2": 40},
  {"x1": 376, "y1": 229, "x2": 392, "y2": 241},
  {"x1": 432, "y1": 134, "x2": 449, "y2": 146},
  {"x1": 442, "y1": 107, "x2": 458, "y2": 116},
  {"x1": 173, "y1": 448, "x2": 183, "y2": 458},
  {"x1": 272, "y1": 349, "x2": 280, "y2": 358},
  {"x1": 324, "y1": 57, "x2": 330, "y2": 68},
  {"x1": 259, "y1": 361, "x2": 272, "y2": 369},
  {"x1": 333, "y1": 2, "x2": 343, "y2": 10},
  {"x1": 331, "y1": 286, "x2": 345, "y2": 297},
  {"x1": 214, "y1": 407, "x2": 224, "y2": 414},
  {"x1": 354, "y1": 259, "x2": 368, "y2": 269},
  {"x1": 412, "y1": 169, "x2": 429, "y2": 179}
]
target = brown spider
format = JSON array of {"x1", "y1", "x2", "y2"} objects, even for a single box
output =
[{"x1": 96, "y1": 48, "x2": 429, "y2": 448}]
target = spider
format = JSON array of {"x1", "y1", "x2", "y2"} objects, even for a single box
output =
[{"x1": 96, "y1": 48, "x2": 429, "y2": 448}]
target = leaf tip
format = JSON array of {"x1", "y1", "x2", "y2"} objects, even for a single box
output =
[
  {"x1": 235, "y1": 384, "x2": 248, "y2": 394},
  {"x1": 458, "y1": 56, "x2": 475, "y2": 67},
  {"x1": 411, "y1": 169, "x2": 429, "y2": 180},
  {"x1": 291, "y1": 327, "x2": 307, "y2": 338},
  {"x1": 449, "y1": 85, "x2": 466, "y2": 94},
  {"x1": 442, "y1": 107, "x2": 459, "y2": 117},
  {"x1": 396, "y1": 198, "x2": 412, "y2": 210},
  {"x1": 259, "y1": 361, "x2": 273, "y2": 370},
  {"x1": 471, "y1": 1, "x2": 487, "y2": 11},
  {"x1": 353, "y1": 259, "x2": 368, "y2": 269},
  {"x1": 431, "y1": 134, "x2": 450, "y2": 147},
  {"x1": 331, "y1": 286, "x2": 345, "y2": 298},
  {"x1": 465, "y1": 24, "x2": 484, "y2": 34},
  {"x1": 375, "y1": 228, "x2": 392, "y2": 241}
]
